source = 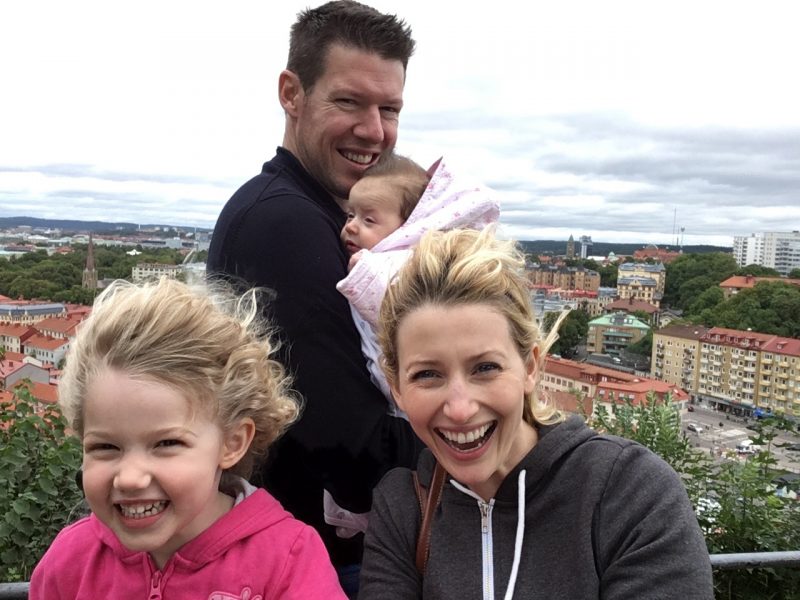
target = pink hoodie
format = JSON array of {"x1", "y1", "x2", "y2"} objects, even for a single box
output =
[{"x1": 30, "y1": 488, "x2": 346, "y2": 600}]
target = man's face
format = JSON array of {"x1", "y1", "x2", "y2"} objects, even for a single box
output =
[{"x1": 284, "y1": 44, "x2": 406, "y2": 200}]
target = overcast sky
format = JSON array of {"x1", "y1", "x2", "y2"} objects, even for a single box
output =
[{"x1": 2, "y1": 0, "x2": 799, "y2": 246}]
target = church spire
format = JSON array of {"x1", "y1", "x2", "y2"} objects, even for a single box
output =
[{"x1": 82, "y1": 234, "x2": 98, "y2": 290}]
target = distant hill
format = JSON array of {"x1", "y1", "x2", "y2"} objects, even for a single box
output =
[
  {"x1": 518, "y1": 240, "x2": 731, "y2": 256},
  {"x1": 0, "y1": 216, "x2": 211, "y2": 235},
  {"x1": 2, "y1": 216, "x2": 730, "y2": 254}
]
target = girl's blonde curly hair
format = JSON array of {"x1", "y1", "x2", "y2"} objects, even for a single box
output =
[{"x1": 59, "y1": 277, "x2": 300, "y2": 478}]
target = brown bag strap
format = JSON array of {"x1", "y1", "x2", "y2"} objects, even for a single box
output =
[{"x1": 412, "y1": 461, "x2": 447, "y2": 576}]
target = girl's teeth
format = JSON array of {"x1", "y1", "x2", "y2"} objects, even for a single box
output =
[{"x1": 119, "y1": 501, "x2": 167, "y2": 519}]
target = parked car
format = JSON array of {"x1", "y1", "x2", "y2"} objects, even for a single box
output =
[
  {"x1": 736, "y1": 439, "x2": 760, "y2": 454},
  {"x1": 784, "y1": 443, "x2": 800, "y2": 452},
  {"x1": 687, "y1": 405, "x2": 695, "y2": 412},
  {"x1": 687, "y1": 423, "x2": 703, "y2": 433}
]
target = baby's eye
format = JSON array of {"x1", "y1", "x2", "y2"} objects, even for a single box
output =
[
  {"x1": 364, "y1": 217, "x2": 377, "y2": 225},
  {"x1": 345, "y1": 212, "x2": 355, "y2": 220}
]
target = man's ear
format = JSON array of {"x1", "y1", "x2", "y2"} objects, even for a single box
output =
[
  {"x1": 219, "y1": 418, "x2": 256, "y2": 470},
  {"x1": 278, "y1": 70, "x2": 303, "y2": 117}
]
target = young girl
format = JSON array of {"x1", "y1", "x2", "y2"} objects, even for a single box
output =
[
  {"x1": 30, "y1": 278, "x2": 346, "y2": 599},
  {"x1": 358, "y1": 228, "x2": 714, "y2": 599}
]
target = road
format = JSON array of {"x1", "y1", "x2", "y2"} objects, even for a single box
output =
[{"x1": 682, "y1": 404, "x2": 800, "y2": 473}]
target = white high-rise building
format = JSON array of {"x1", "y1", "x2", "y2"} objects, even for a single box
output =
[{"x1": 732, "y1": 231, "x2": 800, "y2": 276}]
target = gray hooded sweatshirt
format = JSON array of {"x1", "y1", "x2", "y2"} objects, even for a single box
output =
[{"x1": 359, "y1": 415, "x2": 713, "y2": 599}]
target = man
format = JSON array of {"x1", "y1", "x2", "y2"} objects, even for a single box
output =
[{"x1": 207, "y1": 0, "x2": 421, "y2": 581}]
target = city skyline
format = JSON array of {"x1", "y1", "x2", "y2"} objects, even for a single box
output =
[{"x1": 2, "y1": 0, "x2": 799, "y2": 246}]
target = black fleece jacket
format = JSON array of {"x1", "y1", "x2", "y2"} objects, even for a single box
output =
[
  {"x1": 360, "y1": 415, "x2": 714, "y2": 599},
  {"x1": 207, "y1": 148, "x2": 422, "y2": 566}
]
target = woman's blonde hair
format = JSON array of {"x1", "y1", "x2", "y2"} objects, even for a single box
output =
[
  {"x1": 59, "y1": 277, "x2": 300, "y2": 478},
  {"x1": 378, "y1": 227, "x2": 566, "y2": 426}
]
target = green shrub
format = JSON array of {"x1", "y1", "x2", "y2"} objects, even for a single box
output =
[{"x1": 0, "y1": 383, "x2": 84, "y2": 582}]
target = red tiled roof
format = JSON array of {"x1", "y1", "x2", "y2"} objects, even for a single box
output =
[
  {"x1": 762, "y1": 337, "x2": 800, "y2": 358},
  {"x1": 720, "y1": 275, "x2": 800, "y2": 289},
  {"x1": 656, "y1": 324, "x2": 709, "y2": 340},
  {"x1": 607, "y1": 298, "x2": 658, "y2": 314},
  {"x1": 24, "y1": 334, "x2": 69, "y2": 351},
  {"x1": 0, "y1": 324, "x2": 36, "y2": 338},
  {"x1": 21, "y1": 382, "x2": 59, "y2": 404},
  {"x1": 34, "y1": 317, "x2": 80, "y2": 335}
]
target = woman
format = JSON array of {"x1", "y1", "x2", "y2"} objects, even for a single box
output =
[{"x1": 359, "y1": 228, "x2": 713, "y2": 599}]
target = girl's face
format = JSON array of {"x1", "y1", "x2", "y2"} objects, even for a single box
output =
[
  {"x1": 390, "y1": 303, "x2": 538, "y2": 501},
  {"x1": 81, "y1": 368, "x2": 248, "y2": 568}
]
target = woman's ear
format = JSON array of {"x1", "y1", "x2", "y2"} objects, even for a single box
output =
[
  {"x1": 389, "y1": 380, "x2": 406, "y2": 412},
  {"x1": 219, "y1": 418, "x2": 256, "y2": 470},
  {"x1": 278, "y1": 70, "x2": 304, "y2": 117},
  {"x1": 524, "y1": 346, "x2": 539, "y2": 394}
]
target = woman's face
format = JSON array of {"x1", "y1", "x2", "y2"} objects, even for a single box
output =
[{"x1": 390, "y1": 303, "x2": 538, "y2": 501}]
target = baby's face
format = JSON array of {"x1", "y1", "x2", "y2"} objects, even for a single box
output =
[{"x1": 341, "y1": 178, "x2": 404, "y2": 255}]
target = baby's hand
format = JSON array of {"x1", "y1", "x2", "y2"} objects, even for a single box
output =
[{"x1": 348, "y1": 250, "x2": 365, "y2": 271}]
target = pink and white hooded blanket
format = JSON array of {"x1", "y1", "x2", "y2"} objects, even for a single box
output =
[{"x1": 336, "y1": 158, "x2": 500, "y2": 408}]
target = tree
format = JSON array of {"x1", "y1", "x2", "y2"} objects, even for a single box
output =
[
  {"x1": 544, "y1": 309, "x2": 589, "y2": 358},
  {"x1": 0, "y1": 383, "x2": 84, "y2": 582},
  {"x1": 789, "y1": 268, "x2": 800, "y2": 279},
  {"x1": 696, "y1": 281, "x2": 800, "y2": 337},
  {"x1": 626, "y1": 329, "x2": 653, "y2": 356},
  {"x1": 663, "y1": 253, "x2": 738, "y2": 309},
  {"x1": 737, "y1": 264, "x2": 782, "y2": 277}
]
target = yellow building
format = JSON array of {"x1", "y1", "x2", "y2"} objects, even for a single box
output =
[
  {"x1": 758, "y1": 337, "x2": 800, "y2": 415},
  {"x1": 617, "y1": 262, "x2": 666, "y2": 308},
  {"x1": 527, "y1": 265, "x2": 600, "y2": 292},
  {"x1": 652, "y1": 324, "x2": 708, "y2": 393}
]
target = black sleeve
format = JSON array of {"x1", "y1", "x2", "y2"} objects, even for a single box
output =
[
  {"x1": 596, "y1": 445, "x2": 714, "y2": 600},
  {"x1": 359, "y1": 470, "x2": 422, "y2": 599},
  {"x1": 215, "y1": 192, "x2": 422, "y2": 513}
]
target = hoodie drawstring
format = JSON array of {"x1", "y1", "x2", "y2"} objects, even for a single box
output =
[{"x1": 503, "y1": 469, "x2": 526, "y2": 600}]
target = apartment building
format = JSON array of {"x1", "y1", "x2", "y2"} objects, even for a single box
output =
[
  {"x1": 652, "y1": 324, "x2": 709, "y2": 393},
  {"x1": 131, "y1": 263, "x2": 182, "y2": 283},
  {"x1": 586, "y1": 312, "x2": 650, "y2": 357},
  {"x1": 0, "y1": 323, "x2": 36, "y2": 353},
  {"x1": 22, "y1": 334, "x2": 69, "y2": 366},
  {"x1": 733, "y1": 231, "x2": 800, "y2": 276},
  {"x1": 693, "y1": 327, "x2": 800, "y2": 416},
  {"x1": 758, "y1": 337, "x2": 800, "y2": 415},
  {"x1": 526, "y1": 265, "x2": 600, "y2": 292}
]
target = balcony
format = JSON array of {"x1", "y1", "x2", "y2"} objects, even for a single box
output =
[
  {"x1": 762, "y1": 368, "x2": 772, "y2": 376},
  {"x1": 762, "y1": 357, "x2": 773, "y2": 365}
]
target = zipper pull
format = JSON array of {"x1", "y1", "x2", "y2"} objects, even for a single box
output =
[
  {"x1": 480, "y1": 501, "x2": 489, "y2": 533},
  {"x1": 149, "y1": 570, "x2": 163, "y2": 600}
]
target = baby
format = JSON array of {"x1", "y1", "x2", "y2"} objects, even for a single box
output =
[{"x1": 338, "y1": 153, "x2": 500, "y2": 413}]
